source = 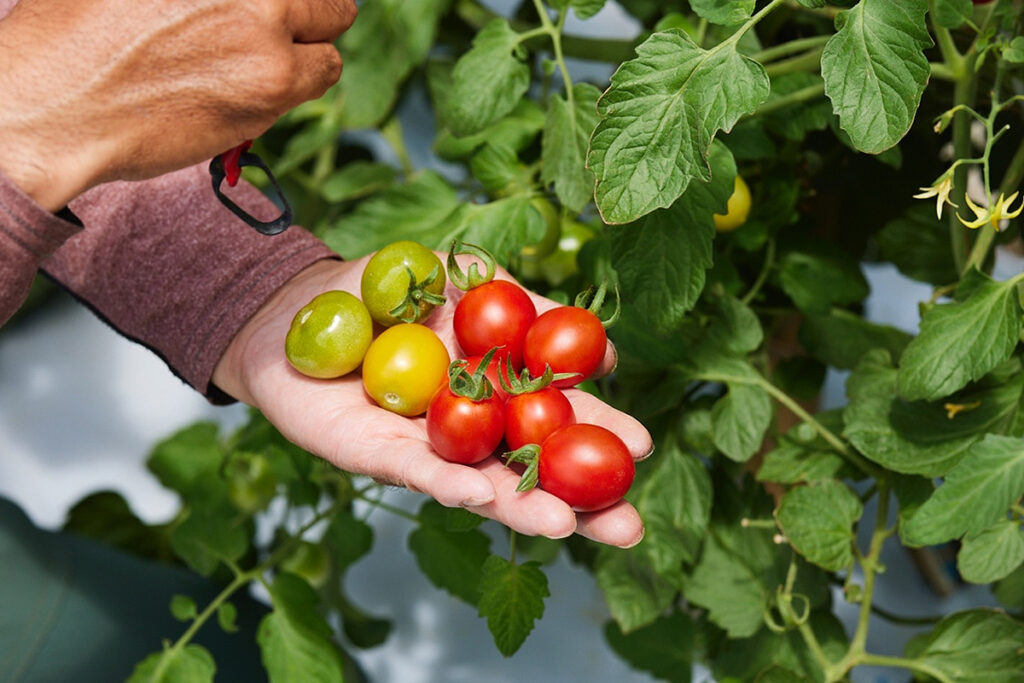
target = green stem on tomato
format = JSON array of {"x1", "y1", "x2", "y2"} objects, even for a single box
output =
[
  {"x1": 928, "y1": 0, "x2": 965, "y2": 76},
  {"x1": 727, "y1": 0, "x2": 788, "y2": 47},
  {"x1": 355, "y1": 492, "x2": 422, "y2": 523},
  {"x1": 741, "y1": 517, "x2": 778, "y2": 530},
  {"x1": 741, "y1": 238, "x2": 776, "y2": 306},
  {"x1": 949, "y1": 68, "x2": 978, "y2": 273}
]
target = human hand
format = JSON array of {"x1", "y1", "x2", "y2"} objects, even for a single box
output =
[
  {"x1": 0, "y1": 0, "x2": 356, "y2": 211},
  {"x1": 213, "y1": 256, "x2": 653, "y2": 548}
]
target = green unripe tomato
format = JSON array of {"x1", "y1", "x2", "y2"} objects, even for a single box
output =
[
  {"x1": 360, "y1": 240, "x2": 446, "y2": 326},
  {"x1": 281, "y1": 540, "x2": 331, "y2": 589},
  {"x1": 285, "y1": 290, "x2": 373, "y2": 379},
  {"x1": 519, "y1": 197, "x2": 561, "y2": 263}
]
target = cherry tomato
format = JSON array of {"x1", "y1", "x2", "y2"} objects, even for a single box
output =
[
  {"x1": 426, "y1": 384, "x2": 505, "y2": 465},
  {"x1": 281, "y1": 540, "x2": 331, "y2": 589},
  {"x1": 362, "y1": 324, "x2": 450, "y2": 416},
  {"x1": 454, "y1": 280, "x2": 536, "y2": 369},
  {"x1": 713, "y1": 175, "x2": 752, "y2": 233},
  {"x1": 519, "y1": 197, "x2": 561, "y2": 263},
  {"x1": 360, "y1": 240, "x2": 446, "y2": 326},
  {"x1": 523, "y1": 306, "x2": 607, "y2": 389},
  {"x1": 537, "y1": 424, "x2": 634, "y2": 512},
  {"x1": 285, "y1": 290, "x2": 373, "y2": 379},
  {"x1": 504, "y1": 386, "x2": 575, "y2": 450},
  {"x1": 464, "y1": 353, "x2": 509, "y2": 402},
  {"x1": 225, "y1": 452, "x2": 277, "y2": 514}
]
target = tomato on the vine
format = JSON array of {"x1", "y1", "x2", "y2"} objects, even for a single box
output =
[
  {"x1": 281, "y1": 540, "x2": 331, "y2": 589},
  {"x1": 504, "y1": 385, "x2": 575, "y2": 450},
  {"x1": 713, "y1": 175, "x2": 752, "y2": 233},
  {"x1": 536, "y1": 424, "x2": 634, "y2": 512},
  {"x1": 426, "y1": 351, "x2": 505, "y2": 464},
  {"x1": 362, "y1": 323, "x2": 450, "y2": 416},
  {"x1": 285, "y1": 290, "x2": 373, "y2": 379},
  {"x1": 360, "y1": 240, "x2": 446, "y2": 326},
  {"x1": 454, "y1": 279, "x2": 536, "y2": 369}
]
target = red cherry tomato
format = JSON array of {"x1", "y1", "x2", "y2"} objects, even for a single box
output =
[
  {"x1": 426, "y1": 384, "x2": 505, "y2": 465},
  {"x1": 504, "y1": 386, "x2": 575, "y2": 450},
  {"x1": 537, "y1": 424, "x2": 634, "y2": 512},
  {"x1": 523, "y1": 306, "x2": 607, "y2": 388},
  {"x1": 464, "y1": 353, "x2": 509, "y2": 403},
  {"x1": 454, "y1": 280, "x2": 536, "y2": 369}
]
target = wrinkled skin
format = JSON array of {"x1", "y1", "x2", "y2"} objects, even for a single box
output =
[{"x1": 214, "y1": 254, "x2": 653, "y2": 548}]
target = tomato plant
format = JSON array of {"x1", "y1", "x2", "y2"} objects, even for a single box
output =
[
  {"x1": 284, "y1": 290, "x2": 373, "y2": 379},
  {"x1": 362, "y1": 323, "x2": 450, "y2": 416},
  {"x1": 360, "y1": 240, "x2": 446, "y2": 326},
  {"x1": 426, "y1": 349, "x2": 505, "y2": 464},
  {"x1": 713, "y1": 175, "x2": 752, "y2": 233},
  {"x1": 506, "y1": 423, "x2": 634, "y2": 512}
]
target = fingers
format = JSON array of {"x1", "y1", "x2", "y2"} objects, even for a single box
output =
[
  {"x1": 287, "y1": 42, "x2": 343, "y2": 105},
  {"x1": 285, "y1": 0, "x2": 357, "y2": 44},
  {"x1": 575, "y1": 501, "x2": 645, "y2": 548},
  {"x1": 464, "y1": 459, "x2": 577, "y2": 539}
]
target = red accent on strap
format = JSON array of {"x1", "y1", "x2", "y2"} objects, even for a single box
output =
[{"x1": 222, "y1": 140, "x2": 253, "y2": 187}]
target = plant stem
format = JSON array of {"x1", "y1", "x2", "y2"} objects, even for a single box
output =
[
  {"x1": 949, "y1": 69, "x2": 978, "y2": 273},
  {"x1": 731, "y1": 0, "x2": 788, "y2": 46},
  {"x1": 741, "y1": 238, "x2": 776, "y2": 305},
  {"x1": 858, "y1": 654, "x2": 954, "y2": 683},
  {"x1": 928, "y1": 0, "x2": 965, "y2": 75},
  {"x1": 741, "y1": 517, "x2": 778, "y2": 530},
  {"x1": 355, "y1": 492, "x2": 421, "y2": 523},
  {"x1": 752, "y1": 34, "x2": 830, "y2": 64},
  {"x1": 963, "y1": 137, "x2": 1024, "y2": 273},
  {"x1": 756, "y1": 377, "x2": 885, "y2": 481},
  {"x1": 750, "y1": 82, "x2": 825, "y2": 117},
  {"x1": 509, "y1": 530, "x2": 518, "y2": 564},
  {"x1": 763, "y1": 49, "x2": 825, "y2": 78}
]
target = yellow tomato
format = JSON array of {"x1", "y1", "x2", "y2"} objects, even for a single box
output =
[
  {"x1": 362, "y1": 323, "x2": 450, "y2": 416},
  {"x1": 714, "y1": 175, "x2": 752, "y2": 232}
]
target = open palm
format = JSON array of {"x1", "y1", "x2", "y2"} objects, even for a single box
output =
[{"x1": 213, "y1": 255, "x2": 652, "y2": 547}]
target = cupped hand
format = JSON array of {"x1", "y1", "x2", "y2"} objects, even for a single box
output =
[
  {"x1": 0, "y1": 0, "x2": 356, "y2": 210},
  {"x1": 214, "y1": 254, "x2": 653, "y2": 548}
]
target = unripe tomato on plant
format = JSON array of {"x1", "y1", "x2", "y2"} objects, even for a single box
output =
[
  {"x1": 285, "y1": 290, "x2": 373, "y2": 379},
  {"x1": 426, "y1": 348, "x2": 505, "y2": 464},
  {"x1": 225, "y1": 451, "x2": 277, "y2": 514},
  {"x1": 505, "y1": 423, "x2": 635, "y2": 512},
  {"x1": 360, "y1": 240, "x2": 446, "y2": 326},
  {"x1": 448, "y1": 241, "x2": 536, "y2": 369},
  {"x1": 522, "y1": 281, "x2": 619, "y2": 389},
  {"x1": 280, "y1": 540, "x2": 331, "y2": 589},
  {"x1": 713, "y1": 175, "x2": 752, "y2": 233},
  {"x1": 362, "y1": 323, "x2": 450, "y2": 416}
]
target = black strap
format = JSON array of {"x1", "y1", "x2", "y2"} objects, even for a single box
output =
[{"x1": 209, "y1": 152, "x2": 293, "y2": 236}]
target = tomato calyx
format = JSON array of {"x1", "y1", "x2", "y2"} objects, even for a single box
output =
[
  {"x1": 447, "y1": 240, "x2": 497, "y2": 291},
  {"x1": 388, "y1": 264, "x2": 448, "y2": 323},
  {"x1": 503, "y1": 443, "x2": 541, "y2": 492},
  {"x1": 447, "y1": 346, "x2": 501, "y2": 401},
  {"x1": 574, "y1": 278, "x2": 621, "y2": 330},
  {"x1": 497, "y1": 357, "x2": 578, "y2": 395}
]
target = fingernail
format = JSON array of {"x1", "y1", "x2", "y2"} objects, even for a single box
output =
[
  {"x1": 609, "y1": 342, "x2": 619, "y2": 375},
  {"x1": 624, "y1": 527, "x2": 646, "y2": 549},
  {"x1": 460, "y1": 496, "x2": 493, "y2": 507},
  {"x1": 638, "y1": 443, "x2": 655, "y2": 461}
]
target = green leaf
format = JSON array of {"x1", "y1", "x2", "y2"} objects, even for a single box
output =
[
  {"x1": 323, "y1": 509, "x2": 374, "y2": 571},
  {"x1": 217, "y1": 602, "x2": 239, "y2": 634},
  {"x1": 610, "y1": 141, "x2": 736, "y2": 333},
  {"x1": 690, "y1": 0, "x2": 755, "y2": 25},
  {"x1": 994, "y1": 564, "x2": 1024, "y2": 609},
  {"x1": 147, "y1": 422, "x2": 223, "y2": 499},
  {"x1": 127, "y1": 644, "x2": 216, "y2": 683},
  {"x1": 891, "y1": 473, "x2": 935, "y2": 544},
  {"x1": 1004, "y1": 37, "x2": 1024, "y2": 63},
  {"x1": 541, "y1": 83, "x2": 602, "y2": 212},
  {"x1": 684, "y1": 528, "x2": 766, "y2": 637},
  {"x1": 408, "y1": 500, "x2": 491, "y2": 605},
  {"x1": 775, "y1": 480, "x2": 863, "y2": 572},
  {"x1": 902, "y1": 434, "x2": 1024, "y2": 546},
  {"x1": 320, "y1": 162, "x2": 396, "y2": 203},
  {"x1": 443, "y1": 19, "x2": 531, "y2": 136},
  {"x1": 170, "y1": 594, "x2": 197, "y2": 622},
  {"x1": 877, "y1": 205, "x2": 960, "y2": 286},
  {"x1": 911, "y1": 609, "x2": 1024, "y2": 681},
  {"x1": 431, "y1": 93, "x2": 545, "y2": 160},
  {"x1": 170, "y1": 504, "x2": 250, "y2": 576},
  {"x1": 957, "y1": 519, "x2": 1024, "y2": 584},
  {"x1": 761, "y1": 73, "x2": 831, "y2": 143},
  {"x1": 477, "y1": 555, "x2": 549, "y2": 657},
  {"x1": 799, "y1": 309, "x2": 912, "y2": 370},
  {"x1": 777, "y1": 245, "x2": 869, "y2": 315},
  {"x1": 604, "y1": 611, "x2": 695, "y2": 683},
  {"x1": 758, "y1": 411, "x2": 860, "y2": 485},
  {"x1": 550, "y1": 0, "x2": 607, "y2": 19},
  {"x1": 258, "y1": 573, "x2": 345, "y2": 683},
  {"x1": 450, "y1": 195, "x2": 547, "y2": 265},
  {"x1": 322, "y1": 171, "x2": 460, "y2": 258},
  {"x1": 634, "y1": 439, "x2": 713, "y2": 569},
  {"x1": 712, "y1": 380, "x2": 772, "y2": 463},
  {"x1": 63, "y1": 490, "x2": 171, "y2": 562},
  {"x1": 595, "y1": 546, "x2": 682, "y2": 633},
  {"x1": 897, "y1": 269, "x2": 1023, "y2": 401},
  {"x1": 589, "y1": 29, "x2": 769, "y2": 224},
  {"x1": 843, "y1": 350, "x2": 1024, "y2": 476},
  {"x1": 933, "y1": 0, "x2": 973, "y2": 29},
  {"x1": 821, "y1": 0, "x2": 931, "y2": 154},
  {"x1": 469, "y1": 142, "x2": 524, "y2": 194},
  {"x1": 337, "y1": 0, "x2": 450, "y2": 128},
  {"x1": 708, "y1": 293, "x2": 763, "y2": 355},
  {"x1": 336, "y1": 590, "x2": 392, "y2": 649}
]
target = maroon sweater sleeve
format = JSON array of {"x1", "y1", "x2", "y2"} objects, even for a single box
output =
[{"x1": 43, "y1": 164, "x2": 338, "y2": 403}]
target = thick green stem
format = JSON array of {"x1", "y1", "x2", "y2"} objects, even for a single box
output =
[
  {"x1": 858, "y1": 654, "x2": 954, "y2": 683},
  {"x1": 753, "y1": 35, "x2": 830, "y2": 64},
  {"x1": 751, "y1": 82, "x2": 825, "y2": 117},
  {"x1": 763, "y1": 49, "x2": 824, "y2": 78},
  {"x1": 950, "y1": 70, "x2": 979, "y2": 273},
  {"x1": 928, "y1": 0, "x2": 965, "y2": 75},
  {"x1": 851, "y1": 488, "x2": 891, "y2": 655}
]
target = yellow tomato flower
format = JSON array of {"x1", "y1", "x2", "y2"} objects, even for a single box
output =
[
  {"x1": 913, "y1": 175, "x2": 956, "y2": 219},
  {"x1": 956, "y1": 191, "x2": 1024, "y2": 231}
]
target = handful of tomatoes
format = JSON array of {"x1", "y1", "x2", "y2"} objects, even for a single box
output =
[{"x1": 284, "y1": 239, "x2": 634, "y2": 512}]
